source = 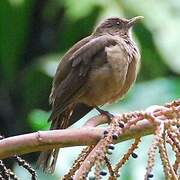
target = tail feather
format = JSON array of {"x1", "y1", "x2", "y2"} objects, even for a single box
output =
[
  {"x1": 37, "y1": 149, "x2": 59, "y2": 173},
  {"x1": 37, "y1": 110, "x2": 70, "y2": 173},
  {"x1": 68, "y1": 103, "x2": 93, "y2": 126},
  {"x1": 37, "y1": 103, "x2": 93, "y2": 173}
]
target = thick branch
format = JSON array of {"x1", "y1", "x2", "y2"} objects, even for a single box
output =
[
  {"x1": 0, "y1": 99, "x2": 179, "y2": 160},
  {"x1": 0, "y1": 119, "x2": 154, "y2": 159}
]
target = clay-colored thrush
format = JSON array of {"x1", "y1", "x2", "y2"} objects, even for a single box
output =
[{"x1": 37, "y1": 16, "x2": 143, "y2": 173}]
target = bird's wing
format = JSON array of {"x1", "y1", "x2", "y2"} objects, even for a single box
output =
[
  {"x1": 52, "y1": 36, "x2": 92, "y2": 89},
  {"x1": 49, "y1": 35, "x2": 117, "y2": 119},
  {"x1": 49, "y1": 36, "x2": 92, "y2": 104}
]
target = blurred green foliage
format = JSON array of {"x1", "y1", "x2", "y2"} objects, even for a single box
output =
[{"x1": 0, "y1": 0, "x2": 179, "y2": 179}]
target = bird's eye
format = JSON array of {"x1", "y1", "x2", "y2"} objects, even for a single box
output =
[{"x1": 116, "y1": 21, "x2": 120, "y2": 25}]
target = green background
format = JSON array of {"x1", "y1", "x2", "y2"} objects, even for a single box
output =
[{"x1": 0, "y1": 0, "x2": 179, "y2": 179}]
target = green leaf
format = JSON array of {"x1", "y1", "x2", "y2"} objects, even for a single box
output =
[
  {"x1": 0, "y1": 0, "x2": 35, "y2": 82},
  {"x1": 28, "y1": 109, "x2": 50, "y2": 130}
]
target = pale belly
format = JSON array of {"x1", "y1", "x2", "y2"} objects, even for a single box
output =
[
  {"x1": 77, "y1": 43, "x2": 139, "y2": 106},
  {"x1": 79, "y1": 62, "x2": 134, "y2": 106}
]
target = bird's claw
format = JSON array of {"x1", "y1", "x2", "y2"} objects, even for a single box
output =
[{"x1": 96, "y1": 107, "x2": 114, "y2": 121}]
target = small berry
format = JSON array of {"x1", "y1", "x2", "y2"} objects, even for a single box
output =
[
  {"x1": 132, "y1": 153, "x2": 138, "y2": 158},
  {"x1": 147, "y1": 174, "x2": 154, "y2": 178},
  {"x1": 108, "y1": 144, "x2": 115, "y2": 150},
  {"x1": 100, "y1": 170, "x2": 107, "y2": 176},
  {"x1": 104, "y1": 130, "x2": 109, "y2": 135},
  {"x1": 112, "y1": 133, "x2": 118, "y2": 140},
  {"x1": 119, "y1": 122, "x2": 124, "y2": 128}
]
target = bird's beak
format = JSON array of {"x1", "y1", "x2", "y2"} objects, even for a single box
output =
[{"x1": 127, "y1": 16, "x2": 144, "y2": 28}]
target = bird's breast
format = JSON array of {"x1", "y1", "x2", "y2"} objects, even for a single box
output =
[{"x1": 79, "y1": 42, "x2": 139, "y2": 106}]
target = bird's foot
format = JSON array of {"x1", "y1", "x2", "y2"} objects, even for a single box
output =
[{"x1": 95, "y1": 107, "x2": 114, "y2": 121}]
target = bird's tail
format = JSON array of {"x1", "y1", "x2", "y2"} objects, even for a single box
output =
[
  {"x1": 37, "y1": 103, "x2": 93, "y2": 173},
  {"x1": 37, "y1": 108, "x2": 72, "y2": 173},
  {"x1": 37, "y1": 149, "x2": 60, "y2": 173}
]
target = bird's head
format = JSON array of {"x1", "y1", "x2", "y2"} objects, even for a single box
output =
[{"x1": 93, "y1": 16, "x2": 143, "y2": 37}]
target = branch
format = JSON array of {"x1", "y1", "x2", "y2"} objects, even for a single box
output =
[
  {"x1": 73, "y1": 100, "x2": 180, "y2": 180},
  {"x1": 0, "y1": 120, "x2": 154, "y2": 159},
  {"x1": 0, "y1": 100, "x2": 179, "y2": 161}
]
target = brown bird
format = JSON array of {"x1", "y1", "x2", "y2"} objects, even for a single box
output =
[{"x1": 37, "y1": 16, "x2": 143, "y2": 173}]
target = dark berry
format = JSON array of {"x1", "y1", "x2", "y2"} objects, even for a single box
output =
[
  {"x1": 132, "y1": 153, "x2": 138, "y2": 158},
  {"x1": 108, "y1": 144, "x2": 115, "y2": 150},
  {"x1": 100, "y1": 170, "x2": 107, "y2": 176},
  {"x1": 112, "y1": 133, "x2": 118, "y2": 140},
  {"x1": 104, "y1": 130, "x2": 109, "y2": 135},
  {"x1": 119, "y1": 122, "x2": 124, "y2": 128},
  {"x1": 147, "y1": 174, "x2": 154, "y2": 178}
]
